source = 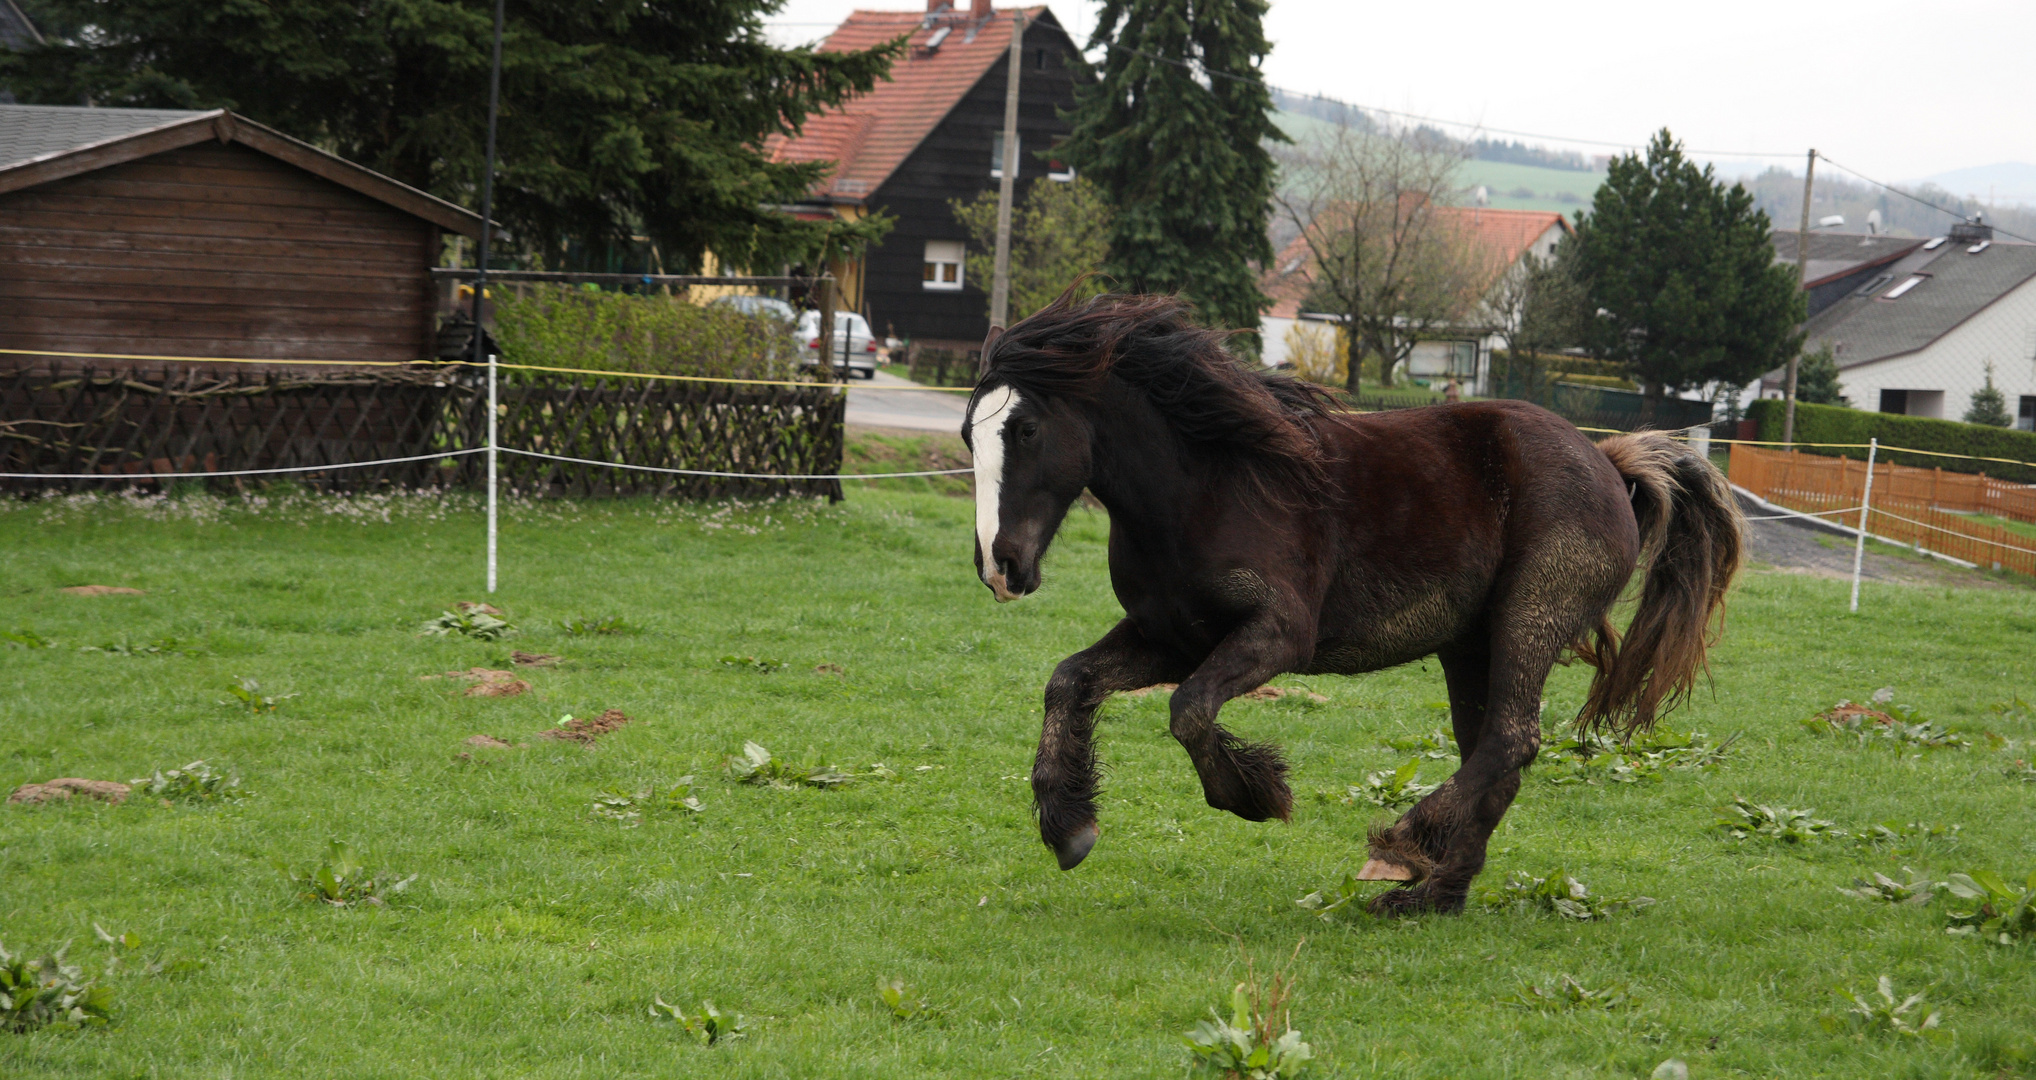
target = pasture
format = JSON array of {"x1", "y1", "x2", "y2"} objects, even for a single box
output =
[{"x1": 2, "y1": 484, "x2": 2034, "y2": 1078}]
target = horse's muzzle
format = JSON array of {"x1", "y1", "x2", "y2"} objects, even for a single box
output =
[{"x1": 983, "y1": 558, "x2": 1036, "y2": 602}]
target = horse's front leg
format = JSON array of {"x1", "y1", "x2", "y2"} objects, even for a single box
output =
[
  {"x1": 1168, "y1": 615, "x2": 1309, "y2": 824},
  {"x1": 1034, "y1": 619, "x2": 1187, "y2": 870}
]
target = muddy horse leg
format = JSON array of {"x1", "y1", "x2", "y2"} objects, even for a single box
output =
[
  {"x1": 1359, "y1": 640, "x2": 1489, "y2": 883},
  {"x1": 1034, "y1": 619, "x2": 1187, "y2": 870},
  {"x1": 1369, "y1": 634, "x2": 1550, "y2": 915},
  {"x1": 1168, "y1": 616, "x2": 1306, "y2": 825}
]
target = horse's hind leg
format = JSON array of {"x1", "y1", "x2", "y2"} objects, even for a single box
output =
[
  {"x1": 1034, "y1": 619, "x2": 1188, "y2": 870},
  {"x1": 1361, "y1": 640, "x2": 1491, "y2": 884}
]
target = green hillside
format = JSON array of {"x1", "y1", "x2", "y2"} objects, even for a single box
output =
[{"x1": 1272, "y1": 110, "x2": 1602, "y2": 214}]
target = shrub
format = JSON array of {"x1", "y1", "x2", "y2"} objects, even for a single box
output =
[
  {"x1": 493, "y1": 284, "x2": 802, "y2": 382},
  {"x1": 1747, "y1": 398, "x2": 2036, "y2": 482}
]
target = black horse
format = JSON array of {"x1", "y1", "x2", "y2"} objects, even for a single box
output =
[{"x1": 963, "y1": 291, "x2": 1741, "y2": 914}]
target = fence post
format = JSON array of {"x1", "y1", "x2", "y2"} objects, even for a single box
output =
[
  {"x1": 1687, "y1": 423, "x2": 1710, "y2": 461},
  {"x1": 487, "y1": 352, "x2": 498, "y2": 594},
  {"x1": 1849, "y1": 437, "x2": 1877, "y2": 613}
]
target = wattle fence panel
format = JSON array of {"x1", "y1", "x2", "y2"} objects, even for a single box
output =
[{"x1": 0, "y1": 364, "x2": 844, "y2": 500}]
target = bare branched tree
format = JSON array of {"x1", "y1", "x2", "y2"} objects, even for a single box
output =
[
  {"x1": 1484, "y1": 249, "x2": 1588, "y2": 400},
  {"x1": 1274, "y1": 126, "x2": 1478, "y2": 390}
]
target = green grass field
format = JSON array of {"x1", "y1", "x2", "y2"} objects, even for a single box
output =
[{"x1": 3, "y1": 486, "x2": 2034, "y2": 1078}]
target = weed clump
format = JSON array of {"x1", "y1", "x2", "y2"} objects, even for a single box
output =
[
  {"x1": 1838, "y1": 870, "x2": 1941, "y2": 905},
  {"x1": 0, "y1": 943, "x2": 112, "y2": 1032},
  {"x1": 1803, "y1": 693, "x2": 1970, "y2": 751},
  {"x1": 1943, "y1": 870, "x2": 2035, "y2": 944},
  {"x1": 1183, "y1": 946, "x2": 1312, "y2": 1079},
  {"x1": 1506, "y1": 974, "x2": 1632, "y2": 1011},
  {"x1": 719, "y1": 654, "x2": 785, "y2": 674},
  {"x1": 1715, "y1": 796, "x2": 1843, "y2": 843},
  {"x1": 280, "y1": 840, "x2": 415, "y2": 907},
  {"x1": 1477, "y1": 869, "x2": 1654, "y2": 920},
  {"x1": 591, "y1": 778, "x2": 703, "y2": 824},
  {"x1": 560, "y1": 615, "x2": 633, "y2": 636},
  {"x1": 422, "y1": 606, "x2": 513, "y2": 640},
  {"x1": 878, "y1": 979, "x2": 935, "y2": 1021},
  {"x1": 222, "y1": 677, "x2": 294, "y2": 713},
  {"x1": 1326, "y1": 759, "x2": 1434, "y2": 809},
  {"x1": 724, "y1": 741, "x2": 856, "y2": 789},
  {"x1": 131, "y1": 761, "x2": 246, "y2": 802},
  {"x1": 1823, "y1": 976, "x2": 1943, "y2": 1039},
  {"x1": 651, "y1": 997, "x2": 744, "y2": 1045}
]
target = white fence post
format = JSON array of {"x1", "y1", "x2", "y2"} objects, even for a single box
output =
[
  {"x1": 1848, "y1": 437, "x2": 1877, "y2": 613},
  {"x1": 1687, "y1": 423, "x2": 1711, "y2": 460},
  {"x1": 486, "y1": 350, "x2": 498, "y2": 586}
]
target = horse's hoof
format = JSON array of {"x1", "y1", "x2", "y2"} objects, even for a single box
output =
[
  {"x1": 1054, "y1": 821, "x2": 1100, "y2": 870},
  {"x1": 1366, "y1": 886, "x2": 1429, "y2": 916},
  {"x1": 1355, "y1": 857, "x2": 1416, "y2": 881}
]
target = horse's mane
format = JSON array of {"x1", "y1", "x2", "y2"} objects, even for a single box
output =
[{"x1": 976, "y1": 288, "x2": 1337, "y2": 499}]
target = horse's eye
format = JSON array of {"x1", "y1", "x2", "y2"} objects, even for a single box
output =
[{"x1": 1016, "y1": 420, "x2": 1039, "y2": 442}]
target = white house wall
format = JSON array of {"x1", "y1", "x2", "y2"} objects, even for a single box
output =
[{"x1": 1839, "y1": 274, "x2": 2036, "y2": 422}]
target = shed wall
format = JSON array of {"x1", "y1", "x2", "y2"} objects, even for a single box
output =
[{"x1": 0, "y1": 140, "x2": 439, "y2": 370}]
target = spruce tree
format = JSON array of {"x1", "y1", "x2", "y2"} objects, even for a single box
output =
[
  {"x1": 0, "y1": 0, "x2": 902, "y2": 272},
  {"x1": 1568, "y1": 130, "x2": 1805, "y2": 400},
  {"x1": 1964, "y1": 362, "x2": 2013, "y2": 427},
  {"x1": 1060, "y1": 0, "x2": 1283, "y2": 351}
]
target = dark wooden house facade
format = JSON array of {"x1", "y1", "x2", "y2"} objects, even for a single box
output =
[
  {"x1": 771, "y1": 2, "x2": 1085, "y2": 352},
  {"x1": 0, "y1": 105, "x2": 485, "y2": 373}
]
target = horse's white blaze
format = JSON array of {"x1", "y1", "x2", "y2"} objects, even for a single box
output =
[{"x1": 970, "y1": 384, "x2": 1021, "y2": 575}]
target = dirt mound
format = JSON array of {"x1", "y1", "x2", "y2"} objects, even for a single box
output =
[
  {"x1": 61, "y1": 585, "x2": 146, "y2": 596},
  {"x1": 540, "y1": 709, "x2": 630, "y2": 745},
  {"x1": 423, "y1": 667, "x2": 532, "y2": 697},
  {"x1": 10, "y1": 778, "x2": 131, "y2": 805},
  {"x1": 463, "y1": 734, "x2": 522, "y2": 749},
  {"x1": 511, "y1": 651, "x2": 559, "y2": 667},
  {"x1": 456, "y1": 601, "x2": 505, "y2": 617},
  {"x1": 1819, "y1": 702, "x2": 1897, "y2": 725}
]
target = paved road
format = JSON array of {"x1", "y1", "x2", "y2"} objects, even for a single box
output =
[{"x1": 844, "y1": 370, "x2": 971, "y2": 433}]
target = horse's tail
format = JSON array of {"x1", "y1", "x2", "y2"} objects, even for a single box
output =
[{"x1": 1575, "y1": 431, "x2": 1744, "y2": 737}]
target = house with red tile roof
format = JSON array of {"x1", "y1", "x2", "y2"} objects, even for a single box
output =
[
  {"x1": 1260, "y1": 205, "x2": 1569, "y2": 393},
  {"x1": 768, "y1": 1, "x2": 1086, "y2": 353}
]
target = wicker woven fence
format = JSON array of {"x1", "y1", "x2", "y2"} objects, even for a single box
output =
[
  {"x1": 0, "y1": 364, "x2": 844, "y2": 500},
  {"x1": 1728, "y1": 443, "x2": 2036, "y2": 576}
]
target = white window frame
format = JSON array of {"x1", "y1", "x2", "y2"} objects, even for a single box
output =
[
  {"x1": 923, "y1": 240, "x2": 965, "y2": 292},
  {"x1": 990, "y1": 132, "x2": 1018, "y2": 179}
]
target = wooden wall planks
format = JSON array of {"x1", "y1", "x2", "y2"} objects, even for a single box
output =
[{"x1": 0, "y1": 141, "x2": 441, "y2": 371}]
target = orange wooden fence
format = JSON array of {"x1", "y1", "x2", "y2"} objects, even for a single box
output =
[{"x1": 1728, "y1": 443, "x2": 2036, "y2": 576}]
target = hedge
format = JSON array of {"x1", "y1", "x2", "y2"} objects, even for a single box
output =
[{"x1": 1747, "y1": 398, "x2": 2036, "y2": 483}]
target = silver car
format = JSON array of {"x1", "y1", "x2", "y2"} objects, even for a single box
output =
[{"x1": 796, "y1": 310, "x2": 879, "y2": 379}]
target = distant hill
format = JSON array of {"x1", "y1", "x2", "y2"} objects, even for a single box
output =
[
  {"x1": 1920, "y1": 162, "x2": 2036, "y2": 207},
  {"x1": 1270, "y1": 109, "x2": 1601, "y2": 217}
]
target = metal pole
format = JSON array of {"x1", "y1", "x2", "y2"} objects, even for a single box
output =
[
  {"x1": 989, "y1": 12, "x2": 1026, "y2": 329},
  {"x1": 1783, "y1": 148, "x2": 1815, "y2": 446},
  {"x1": 472, "y1": 0, "x2": 505, "y2": 592},
  {"x1": 487, "y1": 352, "x2": 498, "y2": 594},
  {"x1": 1849, "y1": 437, "x2": 1876, "y2": 613}
]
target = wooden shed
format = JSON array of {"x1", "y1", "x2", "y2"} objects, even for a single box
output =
[{"x1": 0, "y1": 104, "x2": 485, "y2": 372}]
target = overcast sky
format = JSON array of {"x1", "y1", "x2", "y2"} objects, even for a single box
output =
[{"x1": 765, "y1": 0, "x2": 2036, "y2": 193}]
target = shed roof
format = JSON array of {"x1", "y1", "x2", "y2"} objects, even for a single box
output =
[
  {"x1": 1803, "y1": 239, "x2": 2036, "y2": 368},
  {"x1": 0, "y1": 0, "x2": 43, "y2": 51},
  {"x1": 768, "y1": 5, "x2": 1053, "y2": 201},
  {"x1": 0, "y1": 104, "x2": 487, "y2": 238}
]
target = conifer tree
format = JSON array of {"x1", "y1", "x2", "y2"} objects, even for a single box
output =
[
  {"x1": 0, "y1": 0, "x2": 902, "y2": 272},
  {"x1": 1567, "y1": 130, "x2": 1805, "y2": 400},
  {"x1": 1060, "y1": 0, "x2": 1283, "y2": 352},
  {"x1": 1964, "y1": 362, "x2": 2013, "y2": 427}
]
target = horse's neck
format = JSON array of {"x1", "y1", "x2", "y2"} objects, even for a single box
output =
[{"x1": 1084, "y1": 391, "x2": 1198, "y2": 531}]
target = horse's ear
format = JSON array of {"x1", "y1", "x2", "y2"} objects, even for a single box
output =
[{"x1": 978, "y1": 324, "x2": 1004, "y2": 376}]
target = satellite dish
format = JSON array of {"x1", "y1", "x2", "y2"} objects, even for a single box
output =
[
  {"x1": 1817, "y1": 214, "x2": 1846, "y2": 228},
  {"x1": 1866, "y1": 209, "x2": 1882, "y2": 235}
]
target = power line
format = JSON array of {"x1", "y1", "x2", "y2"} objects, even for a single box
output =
[{"x1": 1816, "y1": 154, "x2": 2034, "y2": 244}]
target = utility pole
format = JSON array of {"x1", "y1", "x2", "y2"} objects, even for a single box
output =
[
  {"x1": 1783, "y1": 148, "x2": 1815, "y2": 446},
  {"x1": 815, "y1": 275, "x2": 837, "y2": 383},
  {"x1": 988, "y1": 11, "x2": 1026, "y2": 330}
]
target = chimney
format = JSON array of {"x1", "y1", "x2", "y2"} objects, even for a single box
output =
[
  {"x1": 972, "y1": 0, "x2": 992, "y2": 18},
  {"x1": 1948, "y1": 215, "x2": 1993, "y2": 245}
]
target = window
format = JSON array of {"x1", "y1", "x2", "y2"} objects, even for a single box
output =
[
  {"x1": 2019, "y1": 396, "x2": 2036, "y2": 432},
  {"x1": 1035, "y1": 47, "x2": 1047, "y2": 69},
  {"x1": 990, "y1": 132, "x2": 1018, "y2": 179},
  {"x1": 1451, "y1": 341, "x2": 1477, "y2": 376},
  {"x1": 923, "y1": 240, "x2": 965, "y2": 291},
  {"x1": 1046, "y1": 136, "x2": 1074, "y2": 182},
  {"x1": 1879, "y1": 389, "x2": 1907, "y2": 414},
  {"x1": 1881, "y1": 275, "x2": 1926, "y2": 300}
]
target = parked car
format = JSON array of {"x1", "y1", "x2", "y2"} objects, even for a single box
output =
[
  {"x1": 796, "y1": 310, "x2": 879, "y2": 379},
  {"x1": 709, "y1": 294, "x2": 798, "y2": 324}
]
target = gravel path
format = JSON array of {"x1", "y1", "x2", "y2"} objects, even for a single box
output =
[{"x1": 1737, "y1": 491, "x2": 2017, "y2": 590}]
